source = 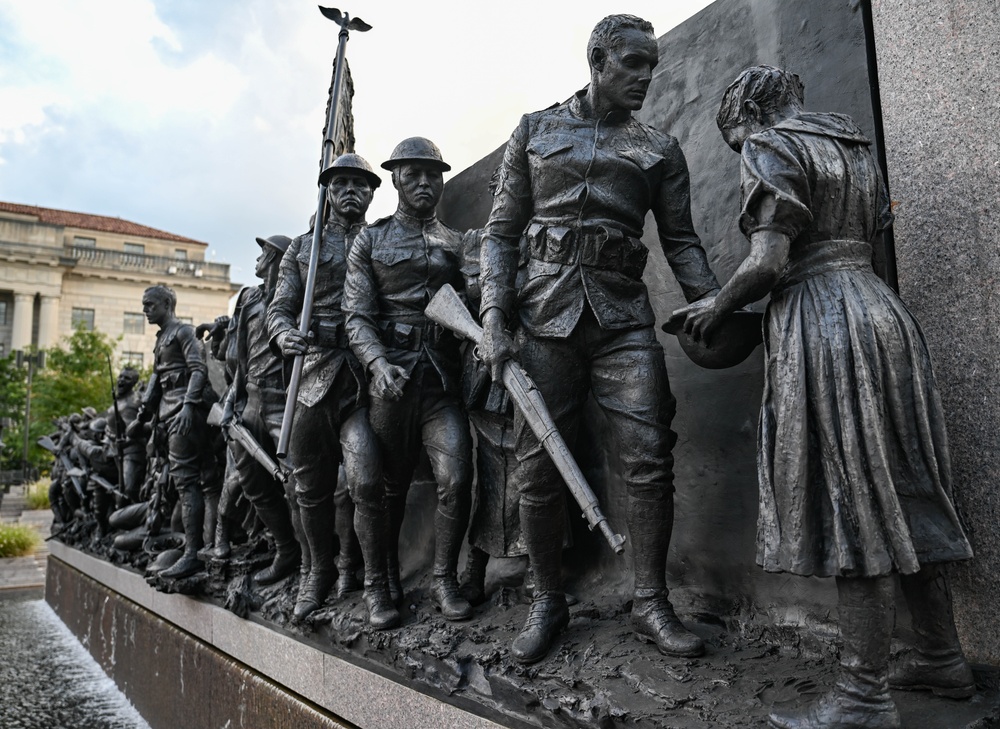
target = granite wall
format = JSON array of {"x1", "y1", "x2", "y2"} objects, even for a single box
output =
[{"x1": 870, "y1": 0, "x2": 1000, "y2": 664}]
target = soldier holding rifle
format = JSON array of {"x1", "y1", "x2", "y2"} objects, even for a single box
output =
[
  {"x1": 268, "y1": 154, "x2": 388, "y2": 624},
  {"x1": 477, "y1": 15, "x2": 720, "y2": 664},
  {"x1": 344, "y1": 137, "x2": 474, "y2": 623},
  {"x1": 217, "y1": 234, "x2": 302, "y2": 586}
]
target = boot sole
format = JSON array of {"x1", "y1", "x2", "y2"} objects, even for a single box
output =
[{"x1": 890, "y1": 682, "x2": 975, "y2": 699}]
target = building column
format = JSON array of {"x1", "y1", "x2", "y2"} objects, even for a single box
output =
[
  {"x1": 10, "y1": 292, "x2": 35, "y2": 351},
  {"x1": 38, "y1": 295, "x2": 61, "y2": 349}
]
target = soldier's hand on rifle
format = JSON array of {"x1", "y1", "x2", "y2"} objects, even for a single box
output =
[
  {"x1": 369, "y1": 357, "x2": 409, "y2": 401},
  {"x1": 277, "y1": 328, "x2": 310, "y2": 357},
  {"x1": 480, "y1": 308, "x2": 516, "y2": 382}
]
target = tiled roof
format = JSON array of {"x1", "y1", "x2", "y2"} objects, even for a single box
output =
[{"x1": 0, "y1": 201, "x2": 207, "y2": 246}]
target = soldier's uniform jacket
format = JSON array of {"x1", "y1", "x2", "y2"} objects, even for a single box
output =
[
  {"x1": 267, "y1": 219, "x2": 367, "y2": 408},
  {"x1": 344, "y1": 211, "x2": 466, "y2": 395},
  {"x1": 106, "y1": 388, "x2": 144, "y2": 458},
  {"x1": 481, "y1": 90, "x2": 719, "y2": 337},
  {"x1": 221, "y1": 285, "x2": 283, "y2": 421},
  {"x1": 143, "y1": 319, "x2": 207, "y2": 422}
]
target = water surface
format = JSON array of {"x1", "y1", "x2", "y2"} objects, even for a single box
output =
[{"x1": 0, "y1": 593, "x2": 150, "y2": 729}]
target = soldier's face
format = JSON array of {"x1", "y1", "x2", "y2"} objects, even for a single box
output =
[
  {"x1": 593, "y1": 28, "x2": 659, "y2": 112},
  {"x1": 393, "y1": 163, "x2": 443, "y2": 216},
  {"x1": 142, "y1": 294, "x2": 169, "y2": 326},
  {"x1": 327, "y1": 173, "x2": 373, "y2": 222},
  {"x1": 117, "y1": 371, "x2": 138, "y2": 393},
  {"x1": 254, "y1": 245, "x2": 278, "y2": 279}
]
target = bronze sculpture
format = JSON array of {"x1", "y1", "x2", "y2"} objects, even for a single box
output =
[
  {"x1": 125, "y1": 285, "x2": 211, "y2": 579},
  {"x1": 268, "y1": 153, "x2": 390, "y2": 625},
  {"x1": 216, "y1": 234, "x2": 302, "y2": 586},
  {"x1": 344, "y1": 137, "x2": 474, "y2": 622},
  {"x1": 679, "y1": 65, "x2": 974, "y2": 728},
  {"x1": 477, "y1": 14, "x2": 720, "y2": 664}
]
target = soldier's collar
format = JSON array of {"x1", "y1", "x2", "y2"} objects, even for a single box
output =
[
  {"x1": 571, "y1": 88, "x2": 632, "y2": 125},
  {"x1": 393, "y1": 208, "x2": 437, "y2": 227}
]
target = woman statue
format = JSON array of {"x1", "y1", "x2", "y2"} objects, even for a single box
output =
[{"x1": 679, "y1": 65, "x2": 974, "y2": 729}]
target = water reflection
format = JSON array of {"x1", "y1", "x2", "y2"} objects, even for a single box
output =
[{"x1": 0, "y1": 593, "x2": 150, "y2": 729}]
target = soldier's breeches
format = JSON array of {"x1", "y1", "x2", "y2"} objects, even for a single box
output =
[
  {"x1": 167, "y1": 422, "x2": 203, "y2": 492},
  {"x1": 368, "y1": 362, "x2": 473, "y2": 518},
  {"x1": 290, "y1": 374, "x2": 379, "y2": 511},
  {"x1": 234, "y1": 388, "x2": 286, "y2": 508},
  {"x1": 123, "y1": 457, "x2": 144, "y2": 501},
  {"x1": 514, "y1": 316, "x2": 677, "y2": 510}
]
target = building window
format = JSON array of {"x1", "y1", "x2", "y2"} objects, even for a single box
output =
[
  {"x1": 122, "y1": 351, "x2": 143, "y2": 368},
  {"x1": 123, "y1": 242, "x2": 145, "y2": 256},
  {"x1": 71, "y1": 308, "x2": 95, "y2": 330},
  {"x1": 0, "y1": 301, "x2": 7, "y2": 325},
  {"x1": 178, "y1": 316, "x2": 193, "y2": 325},
  {"x1": 123, "y1": 312, "x2": 144, "y2": 334},
  {"x1": 174, "y1": 249, "x2": 188, "y2": 260},
  {"x1": 73, "y1": 236, "x2": 97, "y2": 248}
]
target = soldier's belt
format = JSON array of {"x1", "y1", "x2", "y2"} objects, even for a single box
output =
[
  {"x1": 309, "y1": 320, "x2": 349, "y2": 349},
  {"x1": 526, "y1": 223, "x2": 648, "y2": 276},
  {"x1": 158, "y1": 369, "x2": 189, "y2": 390},
  {"x1": 379, "y1": 320, "x2": 447, "y2": 351}
]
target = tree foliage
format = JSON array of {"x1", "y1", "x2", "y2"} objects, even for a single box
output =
[
  {"x1": 0, "y1": 353, "x2": 27, "y2": 470},
  {"x1": 2, "y1": 326, "x2": 117, "y2": 471}
]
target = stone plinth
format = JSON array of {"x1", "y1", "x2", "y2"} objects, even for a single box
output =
[{"x1": 870, "y1": 0, "x2": 1000, "y2": 665}]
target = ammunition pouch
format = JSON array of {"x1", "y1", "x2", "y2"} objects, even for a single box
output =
[
  {"x1": 525, "y1": 223, "x2": 648, "y2": 278},
  {"x1": 309, "y1": 320, "x2": 349, "y2": 349},
  {"x1": 379, "y1": 320, "x2": 447, "y2": 351},
  {"x1": 159, "y1": 368, "x2": 189, "y2": 391}
]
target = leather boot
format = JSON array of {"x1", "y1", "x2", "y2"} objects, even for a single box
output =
[
  {"x1": 202, "y1": 489, "x2": 219, "y2": 548},
  {"x1": 253, "y1": 498, "x2": 301, "y2": 586},
  {"x1": 511, "y1": 591, "x2": 569, "y2": 665},
  {"x1": 629, "y1": 496, "x2": 704, "y2": 657},
  {"x1": 769, "y1": 576, "x2": 900, "y2": 729},
  {"x1": 511, "y1": 498, "x2": 566, "y2": 663},
  {"x1": 892, "y1": 565, "x2": 975, "y2": 698},
  {"x1": 203, "y1": 517, "x2": 231, "y2": 560},
  {"x1": 385, "y1": 489, "x2": 406, "y2": 604},
  {"x1": 293, "y1": 499, "x2": 337, "y2": 622},
  {"x1": 161, "y1": 485, "x2": 205, "y2": 579},
  {"x1": 335, "y1": 497, "x2": 363, "y2": 597},
  {"x1": 430, "y1": 509, "x2": 473, "y2": 621},
  {"x1": 285, "y1": 484, "x2": 310, "y2": 580},
  {"x1": 460, "y1": 546, "x2": 490, "y2": 606},
  {"x1": 355, "y1": 504, "x2": 399, "y2": 629},
  {"x1": 632, "y1": 592, "x2": 705, "y2": 657}
]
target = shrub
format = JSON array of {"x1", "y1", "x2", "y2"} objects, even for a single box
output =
[
  {"x1": 0, "y1": 523, "x2": 39, "y2": 558},
  {"x1": 25, "y1": 479, "x2": 51, "y2": 511}
]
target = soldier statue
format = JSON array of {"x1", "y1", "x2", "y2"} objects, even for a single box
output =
[
  {"x1": 680, "y1": 65, "x2": 974, "y2": 729},
  {"x1": 344, "y1": 137, "x2": 474, "y2": 623},
  {"x1": 218, "y1": 234, "x2": 302, "y2": 585},
  {"x1": 129, "y1": 284, "x2": 210, "y2": 579},
  {"x1": 477, "y1": 15, "x2": 721, "y2": 664},
  {"x1": 268, "y1": 153, "x2": 393, "y2": 626},
  {"x1": 106, "y1": 367, "x2": 146, "y2": 503}
]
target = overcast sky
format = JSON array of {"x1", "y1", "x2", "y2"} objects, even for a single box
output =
[{"x1": 0, "y1": 0, "x2": 714, "y2": 287}]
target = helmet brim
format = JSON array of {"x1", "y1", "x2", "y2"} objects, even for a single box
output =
[
  {"x1": 320, "y1": 167, "x2": 382, "y2": 189},
  {"x1": 380, "y1": 158, "x2": 451, "y2": 173},
  {"x1": 661, "y1": 309, "x2": 764, "y2": 369}
]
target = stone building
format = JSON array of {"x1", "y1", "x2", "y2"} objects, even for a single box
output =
[{"x1": 0, "y1": 201, "x2": 238, "y2": 367}]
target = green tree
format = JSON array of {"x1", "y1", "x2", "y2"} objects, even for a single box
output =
[
  {"x1": 0, "y1": 353, "x2": 27, "y2": 471},
  {"x1": 17, "y1": 327, "x2": 118, "y2": 470}
]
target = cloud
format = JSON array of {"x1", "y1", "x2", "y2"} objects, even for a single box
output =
[{"x1": 0, "y1": 0, "x2": 715, "y2": 287}]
